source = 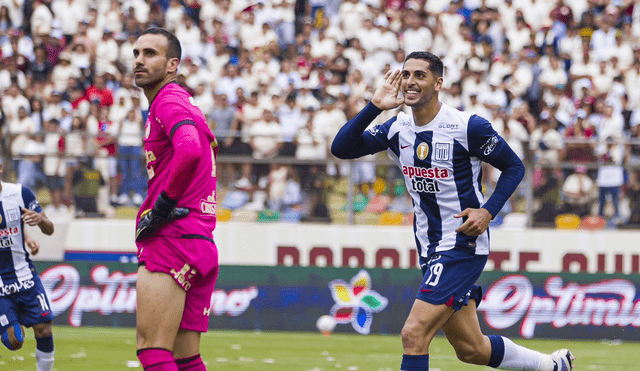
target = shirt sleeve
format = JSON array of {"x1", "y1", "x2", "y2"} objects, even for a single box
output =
[
  {"x1": 21, "y1": 186, "x2": 43, "y2": 213},
  {"x1": 467, "y1": 115, "x2": 525, "y2": 217},
  {"x1": 330, "y1": 102, "x2": 394, "y2": 159}
]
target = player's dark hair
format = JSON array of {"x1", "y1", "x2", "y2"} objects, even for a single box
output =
[
  {"x1": 141, "y1": 27, "x2": 182, "y2": 62},
  {"x1": 405, "y1": 51, "x2": 444, "y2": 77}
]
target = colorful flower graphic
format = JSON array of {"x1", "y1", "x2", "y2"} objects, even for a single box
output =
[{"x1": 327, "y1": 270, "x2": 388, "y2": 334}]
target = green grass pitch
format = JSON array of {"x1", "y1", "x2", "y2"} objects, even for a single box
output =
[{"x1": 1, "y1": 326, "x2": 637, "y2": 370}]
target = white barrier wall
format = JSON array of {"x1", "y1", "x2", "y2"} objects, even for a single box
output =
[{"x1": 30, "y1": 219, "x2": 640, "y2": 274}]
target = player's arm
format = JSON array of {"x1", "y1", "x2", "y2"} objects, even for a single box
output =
[
  {"x1": 456, "y1": 116, "x2": 525, "y2": 236},
  {"x1": 137, "y1": 105, "x2": 202, "y2": 241},
  {"x1": 20, "y1": 187, "x2": 54, "y2": 236},
  {"x1": 331, "y1": 102, "x2": 385, "y2": 159},
  {"x1": 331, "y1": 69, "x2": 403, "y2": 159},
  {"x1": 21, "y1": 207, "x2": 54, "y2": 235},
  {"x1": 24, "y1": 230, "x2": 40, "y2": 256},
  {"x1": 468, "y1": 115, "x2": 525, "y2": 218}
]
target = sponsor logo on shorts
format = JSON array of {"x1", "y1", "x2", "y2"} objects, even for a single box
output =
[
  {"x1": 171, "y1": 263, "x2": 196, "y2": 291},
  {"x1": 0, "y1": 279, "x2": 35, "y2": 296}
]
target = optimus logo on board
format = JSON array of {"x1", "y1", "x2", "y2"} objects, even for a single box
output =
[
  {"x1": 39, "y1": 265, "x2": 258, "y2": 327},
  {"x1": 478, "y1": 274, "x2": 640, "y2": 338}
]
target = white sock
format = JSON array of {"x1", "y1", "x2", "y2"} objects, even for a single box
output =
[
  {"x1": 498, "y1": 337, "x2": 554, "y2": 371},
  {"x1": 36, "y1": 349, "x2": 55, "y2": 371}
]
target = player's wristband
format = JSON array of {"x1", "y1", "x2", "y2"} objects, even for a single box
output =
[{"x1": 153, "y1": 191, "x2": 178, "y2": 219}]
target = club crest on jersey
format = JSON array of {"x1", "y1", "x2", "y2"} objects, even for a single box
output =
[
  {"x1": 6, "y1": 208, "x2": 18, "y2": 222},
  {"x1": 416, "y1": 142, "x2": 430, "y2": 160},
  {"x1": 434, "y1": 143, "x2": 450, "y2": 161}
]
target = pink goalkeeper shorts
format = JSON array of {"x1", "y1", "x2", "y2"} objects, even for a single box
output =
[{"x1": 137, "y1": 235, "x2": 219, "y2": 332}]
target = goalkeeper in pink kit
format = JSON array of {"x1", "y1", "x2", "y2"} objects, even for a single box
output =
[{"x1": 133, "y1": 28, "x2": 218, "y2": 371}]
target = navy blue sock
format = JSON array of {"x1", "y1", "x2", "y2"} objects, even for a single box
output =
[
  {"x1": 401, "y1": 354, "x2": 429, "y2": 370},
  {"x1": 487, "y1": 335, "x2": 505, "y2": 368},
  {"x1": 35, "y1": 336, "x2": 54, "y2": 353}
]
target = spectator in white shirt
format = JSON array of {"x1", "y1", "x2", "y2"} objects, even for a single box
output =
[
  {"x1": 478, "y1": 76, "x2": 508, "y2": 112},
  {"x1": 296, "y1": 84, "x2": 321, "y2": 111},
  {"x1": 338, "y1": 0, "x2": 369, "y2": 40},
  {"x1": 31, "y1": 0, "x2": 53, "y2": 36},
  {"x1": 569, "y1": 52, "x2": 599, "y2": 98},
  {"x1": 274, "y1": 58, "x2": 302, "y2": 95},
  {"x1": 310, "y1": 28, "x2": 337, "y2": 60},
  {"x1": 591, "y1": 59, "x2": 615, "y2": 98},
  {"x1": 277, "y1": 93, "x2": 305, "y2": 157},
  {"x1": 175, "y1": 15, "x2": 202, "y2": 60},
  {"x1": 529, "y1": 111, "x2": 565, "y2": 164},
  {"x1": 0, "y1": 56, "x2": 27, "y2": 91},
  {"x1": 215, "y1": 63, "x2": 250, "y2": 105},
  {"x1": 506, "y1": 17, "x2": 533, "y2": 55},
  {"x1": 164, "y1": 0, "x2": 184, "y2": 31},
  {"x1": 590, "y1": 11, "x2": 617, "y2": 62},
  {"x1": 402, "y1": 10, "x2": 433, "y2": 54},
  {"x1": 539, "y1": 53, "x2": 568, "y2": 91},
  {"x1": 95, "y1": 29, "x2": 119, "y2": 76},
  {"x1": 52, "y1": 0, "x2": 86, "y2": 40},
  {"x1": 355, "y1": 18, "x2": 381, "y2": 54},
  {"x1": 251, "y1": 49, "x2": 281, "y2": 86},
  {"x1": 2, "y1": 84, "x2": 30, "y2": 124}
]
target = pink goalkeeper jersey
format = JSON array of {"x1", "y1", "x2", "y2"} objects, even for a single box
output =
[{"x1": 137, "y1": 83, "x2": 217, "y2": 240}]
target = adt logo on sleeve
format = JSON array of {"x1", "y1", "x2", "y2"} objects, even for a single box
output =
[
  {"x1": 28, "y1": 201, "x2": 39, "y2": 211},
  {"x1": 481, "y1": 135, "x2": 499, "y2": 155}
]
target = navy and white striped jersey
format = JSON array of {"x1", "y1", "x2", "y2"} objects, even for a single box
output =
[
  {"x1": 0, "y1": 182, "x2": 42, "y2": 295},
  {"x1": 332, "y1": 102, "x2": 524, "y2": 259}
]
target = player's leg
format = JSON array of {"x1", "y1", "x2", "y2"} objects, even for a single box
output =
[
  {"x1": 10, "y1": 277, "x2": 56, "y2": 370},
  {"x1": 401, "y1": 250, "x2": 488, "y2": 370},
  {"x1": 174, "y1": 330, "x2": 206, "y2": 371},
  {"x1": 32, "y1": 321, "x2": 55, "y2": 371},
  {"x1": 1, "y1": 297, "x2": 23, "y2": 350},
  {"x1": 172, "y1": 239, "x2": 219, "y2": 371},
  {"x1": 136, "y1": 265, "x2": 186, "y2": 371},
  {"x1": 0, "y1": 321, "x2": 24, "y2": 350},
  {"x1": 441, "y1": 297, "x2": 574, "y2": 370},
  {"x1": 400, "y1": 299, "x2": 455, "y2": 370}
]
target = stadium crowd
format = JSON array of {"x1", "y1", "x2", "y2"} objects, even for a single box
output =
[{"x1": 1, "y1": 0, "x2": 640, "y2": 226}]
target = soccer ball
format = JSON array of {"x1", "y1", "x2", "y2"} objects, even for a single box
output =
[{"x1": 316, "y1": 315, "x2": 336, "y2": 336}]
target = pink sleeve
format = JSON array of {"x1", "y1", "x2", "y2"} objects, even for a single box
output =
[{"x1": 164, "y1": 124, "x2": 202, "y2": 200}]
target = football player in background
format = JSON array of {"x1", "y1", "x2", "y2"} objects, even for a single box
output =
[
  {"x1": 331, "y1": 51, "x2": 575, "y2": 371},
  {"x1": 0, "y1": 158, "x2": 56, "y2": 371},
  {"x1": 133, "y1": 28, "x2": 218, "y2": 371}
]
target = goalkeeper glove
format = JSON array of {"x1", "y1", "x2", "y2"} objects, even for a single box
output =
[{"x1": 135, "y1": 191, "x2": 190, "y2": 241}]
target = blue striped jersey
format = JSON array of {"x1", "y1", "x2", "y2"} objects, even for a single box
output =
[
  {"x1": 334, "y1": 102, "x2": 524, "y2": 259},
  {"x1": 0, "y1": 182, "x2": 42, "y2": 295}
]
